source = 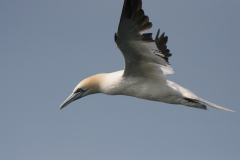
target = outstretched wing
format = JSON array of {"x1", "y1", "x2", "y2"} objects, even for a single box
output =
[{"x1": 115, "y1": 0, "x2": 173, "y2": 80}]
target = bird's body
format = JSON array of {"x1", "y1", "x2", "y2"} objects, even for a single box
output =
[
  {"x1": 83, "y1": 70, "x2": 226, "y2": 111},
  {"x1": 101, "y1": 70, "x2": 182, "y2": 102},
  {"x1": 60, "y1": 0, "x2": 234, "y2": 112}
]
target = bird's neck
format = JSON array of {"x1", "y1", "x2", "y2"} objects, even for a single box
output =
[{"x1": 98, "y1": 70, "x2": 124, "y2": 95}]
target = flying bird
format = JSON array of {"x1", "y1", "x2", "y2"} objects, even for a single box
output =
[{"x1": 60, "y1": 0, "x2": 234, "y2": 112}]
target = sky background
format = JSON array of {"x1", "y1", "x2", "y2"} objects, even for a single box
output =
[{"x1": 1, "y1": 0, "x2": 240, "y2": 159}]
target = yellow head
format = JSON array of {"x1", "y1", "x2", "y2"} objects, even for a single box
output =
[{"x1": 60, "y1": 74, "x2": 106, "y2": 110}]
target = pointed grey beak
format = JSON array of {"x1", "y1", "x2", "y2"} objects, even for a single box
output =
[{"x1": 60, "y1": 93, "x2": 82, "y2": 110}]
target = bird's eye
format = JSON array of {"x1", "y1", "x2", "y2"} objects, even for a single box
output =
[{"x1": 75, "y1": 88, "x2": 84, "y2": 93}]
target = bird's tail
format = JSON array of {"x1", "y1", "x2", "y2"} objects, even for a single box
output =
[{"x1": 197, "y1": 98, "x2": 235, "y2": 112}]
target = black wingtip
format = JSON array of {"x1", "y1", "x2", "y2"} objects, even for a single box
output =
[
  {"x1": 114, "y1": 33, "x2": 118, "y2": 42},
  {"x1": 155, "y1": 29, "x2": 160, "y2": 41},
  {"x1": 123, "y1": 0, "x2": 131, "y2": 6},
  {"x1": 154, "y1": 30, "x2": 172, "y2": 63}
]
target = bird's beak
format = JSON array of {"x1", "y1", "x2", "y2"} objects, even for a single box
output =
[{"x1": 60, "y1": 93, "x2": 82, "y2": 110}]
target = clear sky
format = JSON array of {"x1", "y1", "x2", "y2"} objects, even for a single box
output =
[{"x1": 1, "y1": 0, "x2": 240, "y2": 159}]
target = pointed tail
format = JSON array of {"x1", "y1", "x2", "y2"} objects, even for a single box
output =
[{"x1": 197, "y1": 98, "x2": 235, "y2": 112}]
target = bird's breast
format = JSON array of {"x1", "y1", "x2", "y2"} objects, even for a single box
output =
[{"x1": 102, "y1": 74, "x2": 175, "y2": 101}]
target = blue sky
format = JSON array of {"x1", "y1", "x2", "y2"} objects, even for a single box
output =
[{"x1": 1, "y1": 0, "x2": 240, "y2": 159}]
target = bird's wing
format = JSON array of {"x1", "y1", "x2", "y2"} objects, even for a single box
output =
[{"x1": 115, "y1": 0, "x2": 173, "y2": 81}]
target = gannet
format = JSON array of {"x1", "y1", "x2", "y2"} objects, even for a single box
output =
[{"x1": 60, "y1": 0, "x2": 234, "y2": 112}]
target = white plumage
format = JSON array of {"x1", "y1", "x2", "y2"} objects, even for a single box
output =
[{"x1": 60, "y1": 0, "x2": 234, "y2": 112}]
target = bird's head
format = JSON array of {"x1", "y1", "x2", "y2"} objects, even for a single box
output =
[{"x1": 60, "y1": 74, "x2": 105, "y2": 110}]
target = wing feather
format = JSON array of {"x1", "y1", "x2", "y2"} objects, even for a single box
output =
[{"x1": 115, "y1": 0, "x2": 173, "y2": 79}]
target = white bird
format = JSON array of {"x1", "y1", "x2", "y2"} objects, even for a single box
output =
[{"x1": 60, "y1": 0, "x2": 234, "y2": 112}]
